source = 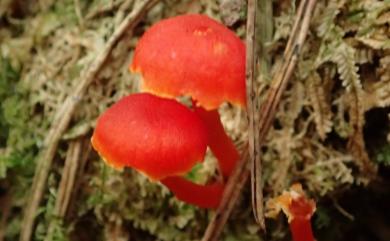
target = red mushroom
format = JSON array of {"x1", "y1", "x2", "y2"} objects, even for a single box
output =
[
  {"x1": 130, "y1": 14, "x2": 246, "y2": 178},
  {"x1": 266, "y1": 183, "x2": 316, "y2": 241},
  {"x1": 91, "y1": 93, "x2": 224, "y2": 208}
]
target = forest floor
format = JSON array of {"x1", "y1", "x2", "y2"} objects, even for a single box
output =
[{"x1": 0, "y1": 0, "x2": 389, "y2": 241}]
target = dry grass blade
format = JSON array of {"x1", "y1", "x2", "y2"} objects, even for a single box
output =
[
  {"x1": 245, "y1": 0, "x2": 266, "y2": 230},
  {"x1": 65, "y1": 140, "x2": 92, "y2": 220},
  {"x1": 251, "y1": 0, "x2": 273, "y2": 228},
  {"x1": 18, "y1": 1, "x2": 160, "y2": 241},
  {"x1": 0, "y1": 192, "x2": 11, "y2": 241},
  {"x1": 44, "y1": 140, "x2": 82, "y2": 241},
  {"x1": 201, "y1": 0, "x2": 317, "y2": 240}
]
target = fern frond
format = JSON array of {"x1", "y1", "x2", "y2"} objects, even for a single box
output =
[
  {"x1": 357, "y1": 0, "x2": 390, "y2": 36},
  {"x1": 307, "y1": 71, "x2": 333, "y2": 140},
  {"x1": 348, "y1": 94, "x2": 375, "y2": 175},
  {"x1": 332, "y1": 42, "x2": 362, "y2": 93},
  {"x1": 286, "y1": 80, "x2": 306, "y2": 128},
  {"x1": 357, "y1": 37, "x2": 390, "y2": 50},
  {"x1": 331, "y1": 41, "x2": 376, "y2": 175},
  {"x1": 373, "y1": 56, "x2": 390, "y2": 108},
  {"x1": 315, "y1": 25, "x2": 345, "y2": 67},
  {"x1": 355, "y1": 48, "x2": 374, "y2": 64},
  {"x1": 315, "y1": 0, "x2": 343, "y2": 38}
]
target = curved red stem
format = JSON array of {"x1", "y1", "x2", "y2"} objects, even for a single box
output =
[
  {"x1": 290, "y1": 217, "x2": 315, "y2": 241},
  {"x1": 193, "y1": 106, "x2": 239, "y2": 178},
  {"x1": 161, "y1": 176, "x2": 224, "y2": 209},
  {"x1": 288, "y1": 193, "x2": 316, "y2": 241},
  {"x1": 266, "y1": 184, "x2": 316, "y2": 241}
]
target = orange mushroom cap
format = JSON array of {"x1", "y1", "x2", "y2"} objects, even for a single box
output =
[
  {"x1": 266, "y1": 183, "x2": 316, "y2": 222},
  {"x1": 130, "y1": 14, "x2": 246, "y2": 110},
  {"x1": 91, "y1": 93, "x2": 208, "y2": 180}
]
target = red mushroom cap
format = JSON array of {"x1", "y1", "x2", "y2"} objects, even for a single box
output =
[
  {"x1": 130, "y1": 14, "x2": 246, "y2": 110},
  {"x1": 91, "y1": 93, "x2": 208, "y2": 180}
]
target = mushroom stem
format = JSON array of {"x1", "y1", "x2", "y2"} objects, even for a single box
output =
[
  {"x1": 290, "y1": 216, "x2": 315, "y2": 241},
  {"x1": 265, "y1": 184, "x2": 316, "y2": 241},
  {"x1": 161, "y1": 176, "x2": 224, "y2": 209},
  {"x1": 193, "y1": 105, "x2": 239, "y2": 178},
  {"x1": 287, "y1": 194, "x2": 316, "y2": 241}
]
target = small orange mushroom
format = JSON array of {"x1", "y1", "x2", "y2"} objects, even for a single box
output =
[
  {"x1": 130, "y1": 14, "x2": 246, "y2": 178},
  {"x1": 91, "y1": 93, "x2": 223, "y2": 208},
  {"x1": 266, "y1": 183, "x2": 316, "y2": 241}
]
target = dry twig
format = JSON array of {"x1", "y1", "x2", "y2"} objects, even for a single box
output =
[
  {"x1": 44, "y1": 140, "x2": 83, "y2": 241},
  {"x1": 65, "y1": 140, "x2": 92, "y2": 220},
  {"x1": 245, "y1": 0, "x2": 266, "y2": 229},
  {"x1": 0, "y1": 193, "x2": 11, "y2": 241},
  {"x1": 201, "y1": 0, "x2": 317, "y2": 240},
  {"x1": 19, "y1": 1, "x2": 160, "y2": 240},
  {"x1": 251, "y1": 0, "x2": 274, "y2": 228}
]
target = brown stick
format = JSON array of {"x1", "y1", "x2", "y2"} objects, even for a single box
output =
[
  {"x1": 44, "y1": 140, "x2": 83, "y2": 241},
  {"x1": 201, "y1": 0, "x2": 317, "y2": 240},
  {"x1": 18, "y1": 1, "x2": 160, "y2": 241},
  {"x1": 0, "y1": 193, "x2": 11, "y2": 241},
  {"x1": 65, "y1": 140, "x2": 92, "y2": 220}
]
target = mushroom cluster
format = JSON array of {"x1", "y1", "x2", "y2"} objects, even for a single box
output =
[
  {"x1": 131, "y1": 14, "x2": 246, "y2": 179},
  {"x1": 91, "y1": 14, "x2": 246, "y2": 208}
]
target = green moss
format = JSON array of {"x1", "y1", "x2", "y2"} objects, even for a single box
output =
[{"x1": 375, "y1": 144, "x2": 390, "y2": 166}]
